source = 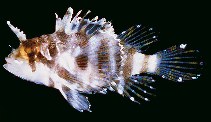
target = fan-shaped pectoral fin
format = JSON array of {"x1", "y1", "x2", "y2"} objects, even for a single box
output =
[{"x1": 59, "y1": 88, "x2": 91, "y2": 112}]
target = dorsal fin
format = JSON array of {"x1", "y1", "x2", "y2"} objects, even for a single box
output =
[
  {"x1": 7, "y1": 21, "x2": 26, "y2": 41},
  {"x1": 55, "y1": 7, "x2": 115, "y2": 37},
  {"x1": 117, "y1": 25, "x2": 159, "y2": 53}
]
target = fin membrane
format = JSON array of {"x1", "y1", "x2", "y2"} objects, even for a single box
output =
[
  {"x1": 155, "y1": 44, "x2": 203, "y2": 82},
  {"x1": 56, "y1": 7, "x2": 112, "y2": 37},
  {"x1": 65, "y1": 90, "x2": 91, "y2": 112},
  {"x1": 117, "y1": 24, "x2": 158, "y2": 53},
  {"x1": 60, "y1": 87, "x2": 91, "y2": 112},
  {"x1": 123, "y1": 75, "x2": 156, "y2": 103}
]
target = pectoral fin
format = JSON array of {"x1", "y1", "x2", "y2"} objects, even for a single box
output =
[{"x1": 59, "y1": 88, "x2": 91, "y2": 112}]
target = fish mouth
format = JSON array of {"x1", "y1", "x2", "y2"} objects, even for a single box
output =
[
  {"x1": 7, "y1": 57, "x2": 15, "y2": 62},
  {"x1": 3, "y1": 58, "x2": 11, "y2": 70},
  {"x1": 3, "y1": 64, "x2": 7, "y2": 69},
  {"x1": 3, "y1": 57, "x2": 26, "y2": 79},
  {"x1": 3, "y1": 63, "x2": 9, "y2": 73},
  {"x1": 5, "y1": 57, "x2": 12, "y2": 64},
  {"x1": 3, "y1": 57, "x2": 23, "y2": 71}
]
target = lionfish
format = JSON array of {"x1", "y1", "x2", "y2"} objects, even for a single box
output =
[{"x1": 3, "y1": 6, "x2": 202, "y2": 112}]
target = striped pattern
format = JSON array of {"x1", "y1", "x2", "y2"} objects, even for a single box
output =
[
  {"x1": 35, "y1": 30, "x2": 123, "y2": 92},
  {"x1": 122, "y1": 48, "x2": 158, "y2": 78},
  {"x1": 10, "y1": 11, "x2": 158, "y2": 93},
  {"x1": 75, "y1": 54, "x2": 88, "y2": 70},
  {"x1": 4, "y1": 6, "x2": 203, "y2": 112}
]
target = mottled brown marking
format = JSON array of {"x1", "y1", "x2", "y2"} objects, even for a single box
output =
[
  {"x1": 40, "y1": 34, "x2": 59, "y2": 59},
  {"x1": 36, "y1": 51, "x2": 54, "y2": 67},
  {"x1": 75, "y1": 32, "x2": 88, "y2": 48},
  {"x1": 14, "y1": 34, "x2": 60, "y2": 72},
  {"x1": 56, "y1": 31, "x2": 69, "y2": 42},
  {"x1": 16, "y1": 37, "x2": 42, "y2": 71},
  {"x1": 16, "y1": 45, "x2": 29, "y2": 60},
  {"x1": 48, "y1": 36, "x2": 58, "y2": 57},
  {"x1": 36, "y1": 52, "x2": 46, "y2": 62},
  {"x1": 75, "y1": 54, "x2": 88, "y2": 70}
]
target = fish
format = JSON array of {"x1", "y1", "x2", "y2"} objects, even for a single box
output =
[{"x1": 3, "y1": 6, "x2": 203, "y2": 112}]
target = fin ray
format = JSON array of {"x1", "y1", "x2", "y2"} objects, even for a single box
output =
[
  {"x1": 65, "y1": 90, "x2": 91, "y2": 112},
  {"x1": 118, "y1": 25, "x2": 158, "y2": 52},
  {"x1": 59, "y1": 86, "x2": 91, "y2": 112},
  {"x1": 155, "y1": 44, "x2": 202, "y2": 82},
  {"x1": 118, "y1": 75, "x2": 156, "y2": 103},
  {"x1": 7, "y1": 21, "x2": 26, "y2": 41}
]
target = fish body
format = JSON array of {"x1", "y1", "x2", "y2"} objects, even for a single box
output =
[{"x1": 3, "y1": 7, "x2": 202, "y2": 112}]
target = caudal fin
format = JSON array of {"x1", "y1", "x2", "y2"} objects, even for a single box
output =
[{"x1": 154, "y1": 44, "x2": 203, "y2": 82}]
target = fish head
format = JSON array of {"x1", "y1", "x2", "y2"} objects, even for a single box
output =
[{"x1": 3, "y1": 37, "x2": 43, "y2": 80}]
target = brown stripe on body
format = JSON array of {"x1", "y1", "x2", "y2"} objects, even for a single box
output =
[
  {"x1": 56, "y1": 65, "x2": 94, "y2": 92},
  {"x1": 97, "y1": 39, "x2": 110, "y2": 78},
  {"x1": 140, "y1": 55, "x2": 150, "y2": 73},
  {"x1": 112, "y1": 42, "x2": 122, "y2": 75},
  {"x1": 96, "y1": 38, "x2": 123, "y2": 83},
  {"x1": 72, "y1": 32, "x2": 90, "y2": 70},
  {"x1": 122, "y1": 48, "x2": 136, "y2": 79},
  {"x1": 115, "y1": 51, "x2": 122, "y2": 74},
  {"x1": 56, "y1": 31, "x2": 69, "y2": 43},
  {"x1": 75, "y1": 54, "x2": 88, "y2": 70},
  {"x1": 56, "y1": 65, "x2": 80, "y2": 84}
]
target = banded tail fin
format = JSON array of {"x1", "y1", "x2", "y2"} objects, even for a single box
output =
[
  {"x1": 115, "y1": 24, "x2": 159, "y2": 102},
  {"x1": 154, "y1": 44, "x2": 203, "y2": 82}
]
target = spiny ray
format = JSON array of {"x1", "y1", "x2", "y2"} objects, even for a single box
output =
[{"x1": 7, "y1": 21, "x2": 26, "y2": 41}]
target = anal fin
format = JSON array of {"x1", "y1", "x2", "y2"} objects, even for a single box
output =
[{"x1": 123, "y1": 75, "x2": 156, "y2": 103}]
